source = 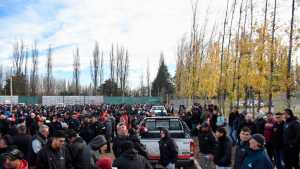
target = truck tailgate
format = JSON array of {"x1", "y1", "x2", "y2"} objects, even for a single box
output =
[{"x1": 141, "y1": 138, "x2": 194, "y2": 160}]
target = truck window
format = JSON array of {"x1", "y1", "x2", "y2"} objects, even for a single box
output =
[{"x1": 144, "y1": 119, "x2": 182, "y2": 131}]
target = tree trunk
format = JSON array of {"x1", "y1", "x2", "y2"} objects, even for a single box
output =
[
  {"x1": 218, "y1": 0, "x2": 230, "y2": 114},
  {"x1": 287, "y1": 0, "x2": 295, "y2": 108},
  {"x1": 268, "y1": 0, "x2": 277, "y2": 113}
]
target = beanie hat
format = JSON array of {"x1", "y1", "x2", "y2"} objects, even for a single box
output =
[
  {"x1": 96, "y1": 156, "x2": 112, "y2": 169},
  {"x1": 88, "y1": 135, "x2": 107, "y2": 150},
  {"x1": 2, "y1": 148, "x2": 24, "y2": 161},
  {"x1": 252, "y1": 134, "x2": 265, "y2": 146}
]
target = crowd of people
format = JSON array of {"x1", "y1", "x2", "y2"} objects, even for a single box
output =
[
  {"x1": 182, "y1": 104, "x2": 300, "y2": 169},
  {"x1": 0, "y1": 104, "x2": 151, "y2": 169},
  {"x1": 0, "y1": 103, "x2": 299, "y2": 169}
]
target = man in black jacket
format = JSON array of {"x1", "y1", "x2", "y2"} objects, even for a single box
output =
[
  {"x1": 0, "y1": 113, "x2": 9, "y2": 136},
  {"x1": 36, "y1": 130, "x2": 73, "y2": 169},
  {"x1": 228, "y1": 108, "x2": 239, "y2": 144},
  {"x1": 272, "y1": 112, "x2": 284, "y2": 169},
  {"x1": 282, "y1": 108, "x2": 300, "y2": 169},
  {"x1": 113, "y1": 122, "x2": 148, "y2": 158},
  {"x1": 159, "y1": 128, "x2": 178, "y2": 169},
  {"x1": 12, "y1": 123, "x2": 32, "y2": 161},
  {"x1": 233, "y1": 127, "x2": 251, "y2": 169},
  {"x1": 66, "y1": 129, "x2": 93, "y2": 169},
  {"x1": 113, "y1": 141, "x2": 152, "y2": 169},
  {"x1": 197, "y1": 122, "x2": 216, "y2": 169},
  {"x1": 214, "y1": 127, "x2": 232, "y2": 169}
]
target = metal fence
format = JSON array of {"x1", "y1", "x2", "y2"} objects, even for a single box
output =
[
  {"x1": 0, "y1": 96, "x2": 18, "y2": 104},
  {"x1": 0, "y1": 96, "x2": 162, "y2": 105}
]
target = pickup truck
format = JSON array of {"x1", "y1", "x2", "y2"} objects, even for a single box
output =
[{"x1": 138, "y1": 116, "x2": 195, "y2": 168}]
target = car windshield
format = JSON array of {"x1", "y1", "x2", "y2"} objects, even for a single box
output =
[{"x1": 152, "y1": 107, "x2": 163, "y2": 110}]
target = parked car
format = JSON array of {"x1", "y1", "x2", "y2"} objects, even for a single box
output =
[
  {"x1": 150, "y1": 105, "x2": 168, "y2": 116},
  {"x1": 236, "y1": 100, "x2": 265, "y2": 107}
]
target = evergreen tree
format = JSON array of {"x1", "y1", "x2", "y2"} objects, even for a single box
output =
[{"x1": 151, "y1": 53, "x2": 174, "y2": 96}]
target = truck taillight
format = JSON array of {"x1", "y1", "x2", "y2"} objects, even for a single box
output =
[
  {"x1": 140, "y1": 126, "x2": 148, "y2": 133},
  {"x1": 190, "y1": 141, "x2": 195, "y2": 156}
]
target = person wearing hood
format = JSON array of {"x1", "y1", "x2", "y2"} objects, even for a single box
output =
[
  {"x1": 88, "y1": 135, "x2": 107, "y2": 166},
  {"x1": 112, "y1": 141, "x2": 152, "y2": 169},
  {"x1": 282, "y1": 108, "x2": 300, "y2": 169},
  {"x1": 241, "y1": 134, "x2": 272, "y2": 169},
  {"x1": 2, "y1": 148, "x2": 28, "y2": 169},
  {"x1": 159, "y1": 128, "x2": 178, "y2": 169},
  {"x1": 66, "y1": 129, "x2": 92, "y2": 169}
]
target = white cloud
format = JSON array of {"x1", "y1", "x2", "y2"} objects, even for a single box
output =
[{"x1": 0, "y1": 0, "x2": 298, "y2": 89}]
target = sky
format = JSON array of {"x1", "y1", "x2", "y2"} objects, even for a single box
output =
[{"x1": 0, "y1": 0, "x2": 298, "y2": 89}]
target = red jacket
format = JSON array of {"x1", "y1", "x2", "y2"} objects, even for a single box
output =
[
  {"x1": 264, "y1": 119, "x2": 275, "y2": 143},
  {"x1": 15, "y1": 160, "x2": 28, "y2": 169}
]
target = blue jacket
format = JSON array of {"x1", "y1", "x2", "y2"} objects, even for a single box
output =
[{"x1": 241, "y1": 148, "x2": 272, "y2": 169}]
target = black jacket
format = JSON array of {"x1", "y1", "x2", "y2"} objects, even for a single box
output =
[
  {"x1": 271, "y1": 122, "x2": 284, "y2": 149},
  {"x1": 214, "y1": 136, "x2": 232, "y2": 167},
  {"x1": 0, "y1": 119, "x2": 9, "y2": 136},
  {"x1": 197, "y1": 129, "x2": 216, "y2": 154},
  {"x1": 113, "y1": 135, "x2": 148, "y2": 159},
  {"x1": 36, "y1": 144, "x2": 73, "y2": 169},
  {"x1": 233, "y1": 141, "x2": 249, "y2": 169},
  {"x1": 79, "y1": 123, "x2": 94, "y2": 143},
  {"x1": 159, "y1": 131, "x2": 178, "y2": 166},
  {"x1": 254, "y1": 118, "x2": 266, "y2": 135},
  {"x1": 113, "y1": 149, "x2": 152, "y2": 169},
  {"x1": 12, "y1": 133, "x2": 32, "y2": 161},
  {"x1": 229, "y1": 112, "x2": 238, "y2": 127},
  {"x1": 67, "y1": 137, "x2": 92, "y2": 169},
  {"x1": 89, "y1": 121, "x2": 104, "y2": 138},
  {"x1": 283, "y1": 116, "x2": 300, "y2": 150}
]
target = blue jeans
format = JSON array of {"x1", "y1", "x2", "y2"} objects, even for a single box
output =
[
  {"x1": 229, "y1": 127, "x2": 237, "y2": 144},
  {"x1": 274, "y1": 149, "x2": 284, "y2": 169}
]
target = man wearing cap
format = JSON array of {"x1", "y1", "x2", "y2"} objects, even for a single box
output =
[
  {"x1": 36, "y1": 130, "x2": 73, "y2": 169},
  {"x1": 241, "y1": 134, "x2": 272, "y2": 169},
  {"x1": 2, "y1": 148, "x2": 28, "y2": 169}
]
